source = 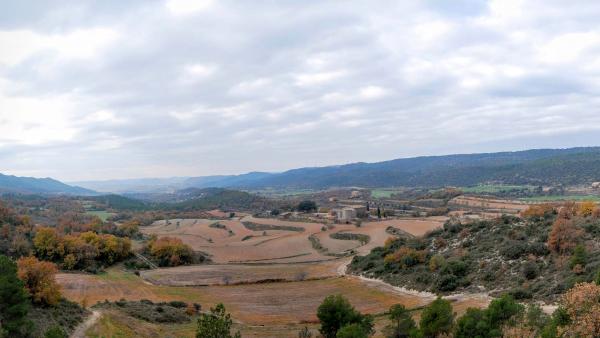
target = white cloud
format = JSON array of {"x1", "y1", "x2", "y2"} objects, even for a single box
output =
[
  {"x1": 358, "y1": 86, "x2": 388, "y2": 100},
  {"x1": 537, "y1": 31, "x2": 600, "y2": 64},
  {"x1": 0, "y1": 28, "x2": 117, "y2": 66},
  {"x1": 294, "y1": 71, "x2": 346, "y2": 86},
  {"x1": 2, "y1": 1, "x2": 600, "y2": 180},
  {"x1": 166, "y1": 0, "x2": 214, "y2": 15}
]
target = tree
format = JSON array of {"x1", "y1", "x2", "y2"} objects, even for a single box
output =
[
  {"x1": 336, "y1": 323, "x2": 369, "y2": 338},
  {"x1": 17, "y1": 256, "x2": 61, "y2": 306},
  {"x1": 546, "y1": 218, "x2": 583, "y2": 254},
  {"x1": 569, "y1": 244, "x2": 587, "y2": 270},
  {"x1": 0, "y1": 255, "x2": 31, "y2": 337},
  {"x1": 297, "y1": 200, "x2": 317, "y2": 213},
  {"x1": 419, "y1": 297, "x2": 454, "y2": 338},
  {"x1": 317, "y1": 295, "x2": 374, "y2": 338},
  {"x1": 148, "y1": 237, "x2": 194, "y2": 267},
  {"x1": 33, "y1": 227, "x2": 62, "y2": 261},
  {"x1": 196, "y1": 303, "x2": 240, "y2": 338},
  {"x1": 454, "y1": 308, "x2": 492, "y2": 338},
  {"x1": 384, "y1": 304, "x2": 416, "y2": 338},
  {"x1": 486, "y1": 295, "x2": 523, "y2": 329}
]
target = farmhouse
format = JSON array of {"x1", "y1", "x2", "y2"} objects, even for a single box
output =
[{"x1": 333, "y1": 207, "x2": 356, "y2": 222}]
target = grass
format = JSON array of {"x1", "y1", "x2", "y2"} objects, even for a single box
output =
[
  {"x1": 249, "y1": 188, "x2": 319, "y2": 197},
  {"x1": 520, "y1": 195, "x2": 600, "y2": 202},
  {"x1": 85, "y1": 210, "x2": 115, "y2": 221},
  {"x1": 371, "y1": 189, "x2": 402, "y2": 199},
  {"x1": 460, "y1": 184, "x2": 535, "y2": 194},
  {"x1": 85, "y1": 310, "x2": 197, "y2": 338}
]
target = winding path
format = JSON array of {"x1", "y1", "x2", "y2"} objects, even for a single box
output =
[{"x1": 70, "y1": 310, "x2": 102, "y2": 338}]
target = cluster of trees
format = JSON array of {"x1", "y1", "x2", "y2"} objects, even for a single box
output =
[
  {"x1": 0, "y1": 254, "x2": 70, "y2": 338},
  {"x1": 146, "y1": 236, "x2": 195, "y2": 267},
  {"x1": 34, "y1": 227, "x2": 132, "y2": 271},
  {"x1": 0, "y1": 202, "x2": 35, "y2": 258},
  {"x1": 315, "y1": 280, "x2": 600, "y2": 338},
  {"x1": 297, "y1": 200, "x2": 318, "y2": 213}
]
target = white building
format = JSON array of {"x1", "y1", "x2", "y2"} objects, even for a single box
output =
[{"x1": 334, "y1": 207, "x2": 356, "y2": 222}]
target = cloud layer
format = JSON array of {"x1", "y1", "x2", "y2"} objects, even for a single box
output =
[{"x1": 2, "y1": 0, "x2": 600, "y2": 180}]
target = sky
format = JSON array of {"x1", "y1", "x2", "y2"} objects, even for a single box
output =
[{"x1": 2, "y1": 0, "x2": 600, "y2": 181}]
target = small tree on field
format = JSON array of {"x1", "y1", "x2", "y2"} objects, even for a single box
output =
[
  {"x1": 196, "y1": 303, "x2": 240, "y2": 338},
  {"x1": 317, "y1": 295, "x2": 374, "y2": 338},
  {"x1": 419, "y1": 297, "x2": 454, "y2": 338},
  {"x1": 383, "y1": 304, "x2": 416, "y2": 338}
]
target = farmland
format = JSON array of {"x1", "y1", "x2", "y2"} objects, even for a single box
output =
[
  {"x1": 53, "y1": 213, "x2": 464, "y2": 336},
  {"x1": 59, "y1": 266, "x2": 488, "y2": 333}
]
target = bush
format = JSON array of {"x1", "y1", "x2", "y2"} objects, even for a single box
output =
[
  {"x1": 500, "y1": 240, "x2": 529, "y2": 259},
  {"x1": 508, "y1": 288, "x2": 532, "y2": 300},
  {"x1": 44, "y1": 326, "x2": 67, "y2": 338},
  {"x1": 97, "y1": 300, "x2": 191, "y2": 324},
  {"x1": 523, "y1": 262, "x2": 539, "y2": 280},
  {"x1": 436, "y1": 274, "x2": 459, "y2": 292}
]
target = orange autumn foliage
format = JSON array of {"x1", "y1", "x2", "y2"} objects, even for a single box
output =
[
  {"x1": 546, "y1": 218, "x2": 583, "y2": 254},
  {"x1": 17, "y1": 256, "x2": 61, "y2": 306},
  {"x1": 384, "y1": 247, "x2": 428, "y2": 268},
  {"x1": 148, "y1": 237, "x2": 194, "y2": 267},
  {"x1": 561, "y1": 283, "x2": 600, "y2": 337},
  {"x1": 521, "y1": 204, "x2": 555, "y2": 218}
]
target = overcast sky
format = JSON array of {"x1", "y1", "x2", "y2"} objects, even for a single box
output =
[{"x1": 2, "y1": 0, "x2": 600, "y2": 181}]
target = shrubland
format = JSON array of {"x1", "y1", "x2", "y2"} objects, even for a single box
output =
[{"x1": 349, "y1": 202, "x2": 600, "y2": 302}]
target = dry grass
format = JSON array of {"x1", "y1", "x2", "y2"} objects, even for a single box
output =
[
  {"x1": 140, "y1": 260, "x2": 342, "y2": 286},
  {"x1": 58, "y1": 267, "x2": 429, "y2": 325}
]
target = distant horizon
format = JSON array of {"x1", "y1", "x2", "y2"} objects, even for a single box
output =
[{"x1": 10, "y1": 144, "x2": 595, "y2": 183}]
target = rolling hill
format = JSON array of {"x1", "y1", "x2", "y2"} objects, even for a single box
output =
[{"x1": 0, "y1": 173, "x2": 96, "y2": 195}]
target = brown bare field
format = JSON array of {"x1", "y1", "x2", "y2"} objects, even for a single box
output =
[
  {"x1": 449, "y1": 196, "x2": 530, "y2": 213},
  {"x1": 141, "y1": 216, "x2": 332, "y2": 263},
  {"x1": 141, "y1": 216, "x2": 445, "y2": 264},
  {"x1": 363, "y1": 218, "x2": 446, "y2": 237},
  {"x1": 57, "y1": 267, "x2": 430, "y2": 325},
  {"x1": 140, "y1": 260, "x2": 343, "y2": 286}
]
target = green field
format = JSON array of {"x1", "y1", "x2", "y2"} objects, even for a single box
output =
[
  {"x1": 85, "y1": 210, "x2": 115, "y2": 221},
  {"x1": 520, "y1": 195, "x2": 600, "y2": 202},
  {"x1": 249, "y1": 188, "x2": 318, "y2": 197},
  {"x1": 461, "y1": 184, "x2": 535, "y2": 194},
  {"x1": 370, "y1": 189, "x2": 403, "y2": 199}
]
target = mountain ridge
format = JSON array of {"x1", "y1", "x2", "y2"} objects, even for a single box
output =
[
  {"x1": 71, "y1": 147, "x2": 600, "y2": 192},
  {"x1": 0, "y1": 173, "x2": 96, "y2": 195}
]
